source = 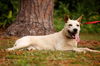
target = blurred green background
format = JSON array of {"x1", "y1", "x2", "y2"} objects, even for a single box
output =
[{"x1": 0, "y1": 0, "x2": 100, "y2": 33}]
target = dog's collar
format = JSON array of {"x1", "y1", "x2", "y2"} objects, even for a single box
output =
[{"x1": 66, "y1": 35, "x2": 73, "y2": 39}]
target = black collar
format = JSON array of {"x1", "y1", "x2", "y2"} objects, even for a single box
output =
[{"x1": 66, "y1": 35, "x2": 73, "y2": 39}]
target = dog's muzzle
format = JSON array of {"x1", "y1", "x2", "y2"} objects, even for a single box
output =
[{"x1": 67, "y1": 28, "x2": 78, "y2": 39}]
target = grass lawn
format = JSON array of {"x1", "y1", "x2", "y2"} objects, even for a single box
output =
[{"x1": 0, "y1": 34, "x2": 100, "y2": 66}]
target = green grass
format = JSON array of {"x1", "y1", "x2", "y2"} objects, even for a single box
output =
[
  {"x1": 0, "y1": 50, "x2": 100, "y2": 66},
  {"x1": 80, "y1": 33, "x2": 100, "y2": 41}
]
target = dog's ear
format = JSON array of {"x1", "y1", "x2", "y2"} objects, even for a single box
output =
[
  {"x1": 77, "y1": 15, "x2": 83, "y2": 22},
  {"x1": 64, "y1": 15, "x2": 70, "y2": 23}
]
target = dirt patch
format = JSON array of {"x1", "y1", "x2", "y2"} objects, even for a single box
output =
[
  {"x1": 79, "y1": 40, "x2": 100, "y2": 46},
  {"x1": 79, "y1": 40, "x2": 100, "y2": 50}
]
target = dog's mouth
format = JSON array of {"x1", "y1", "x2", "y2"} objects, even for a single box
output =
[
  {"x1": 68, "y1": 30, "x2": 76, "y2": 39},
  {"x1": 67, "y1": 30, "x2": 80, "y2": 42}
]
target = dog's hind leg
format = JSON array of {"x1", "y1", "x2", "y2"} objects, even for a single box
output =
[
  {"x1": 6, "y1": 44, "x2": 30, "y2": 51},
  {"x1": 6, "y1": 41, "x2": 31, "y2": 51}
]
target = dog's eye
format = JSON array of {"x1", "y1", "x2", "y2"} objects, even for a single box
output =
[
  {"x1": 77, "y1": 24, "x2": 80, "y2": 27},
  {"x1": 68, "y1": 24, "x2": 72, "y2": 26}
]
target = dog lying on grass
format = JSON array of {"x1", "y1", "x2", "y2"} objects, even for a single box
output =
[{"x1": 6, "y1": 15, "x2": 100, "y2": 53}]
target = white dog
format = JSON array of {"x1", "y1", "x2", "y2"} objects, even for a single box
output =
[{"x1": 7, "y1": 15, "x2": 100, "y2": 53}]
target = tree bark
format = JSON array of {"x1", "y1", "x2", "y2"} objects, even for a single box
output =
[{"x1": 5, "y1": 0, "x2": 54, "y2": 37}]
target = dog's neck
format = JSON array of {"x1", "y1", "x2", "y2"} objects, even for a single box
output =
[{"x1": 60, "y1": 29, "x2": 72, "y2": 39}]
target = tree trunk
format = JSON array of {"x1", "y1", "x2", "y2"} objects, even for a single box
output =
[{"x1": 5, "y1": 0, "x2": 54, "y2": 37}]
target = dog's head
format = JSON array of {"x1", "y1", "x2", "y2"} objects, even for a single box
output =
[{"x1": 63, "y1": 15, "x2": 82, "y2": 41}]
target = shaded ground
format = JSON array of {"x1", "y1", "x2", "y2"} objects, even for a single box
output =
[{"x1": 0, "y1": 30, "x2": 100, "y2": 66}]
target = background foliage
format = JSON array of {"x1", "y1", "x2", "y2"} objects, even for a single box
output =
[
  {"x1": 0, "y1": 0, "x2": 19, "y2": 28},
  {"x1": 0, "y1": 0, "x2": 100, "y2": 33}
]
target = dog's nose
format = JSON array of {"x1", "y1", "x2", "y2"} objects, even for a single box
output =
[{"x1": 73, "y1": 28, "x2": 77, "y2": 32}]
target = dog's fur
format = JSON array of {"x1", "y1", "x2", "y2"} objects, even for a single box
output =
[{"x1": 7, "y1": 16, "x2": 100, "y2": 53}]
